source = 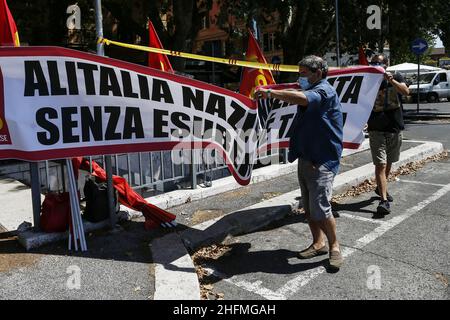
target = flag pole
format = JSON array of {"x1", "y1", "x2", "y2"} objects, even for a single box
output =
[
  {"x1": 94, "y1": 0, "x2": 116, "y2": 229},
  {"x1": 335, "y1": 0, "x2": 341, "y2": 67},
  {"x1": 94, "y1": 0, "x2": 104, "y2": 56}
]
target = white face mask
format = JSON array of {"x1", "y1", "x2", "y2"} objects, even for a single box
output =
[{"x1": 298, "y1": 76, "x2": 311, "y2": 90}]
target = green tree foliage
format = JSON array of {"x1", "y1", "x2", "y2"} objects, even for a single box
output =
[
  {"x1": 434, "y1": 1, "x2": 450, "y2": 52},
  {"x1": 103, "y1": 0, "x2": 205, "y2": 71},
  {"x1": 7, "y1": 1, "x2": 449, "y2": 72},
  {"x1": 216, "y1": 0, "x2": 448, "y2": 65}
]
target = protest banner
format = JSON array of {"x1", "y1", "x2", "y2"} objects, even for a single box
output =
[
  {"x1": 257, "y1": 67, "x2": 384, "y2": 153},
  {"x1": 0, "y1": 47, "x2": 384, "y2": 186},
  {"x1": 0, "y1": 46, "x2": 258, "y2": 185}
]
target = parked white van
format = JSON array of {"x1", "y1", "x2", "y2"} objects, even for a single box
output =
[{"x1": 408, "y1": 70, "x2": 450, "y2": 102}]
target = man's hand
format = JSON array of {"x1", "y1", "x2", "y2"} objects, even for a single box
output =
[
  {"x1": 384, "y1": 72, "x2": 394, "y2": 83},
  {"x1": 384, "y1": 72, "x2": 410, "y2": 96},
  {"x1": 255, "y1": 87, "x2": 309, "y2": 106},
  {"x1": 255, "y1": 88, "x2": 270, "y2": 99}
]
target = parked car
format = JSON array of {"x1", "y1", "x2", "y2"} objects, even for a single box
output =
[{"x1": 408, "y1": 70, "x2": 450, "y2": 103}]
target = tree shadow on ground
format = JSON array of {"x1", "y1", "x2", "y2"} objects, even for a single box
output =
[
  {"x1": 0, "y1": 219, "x2": 171, "y2": 265},
  {"x1": 0, "y1": 200, "x2": 337, "y2": 274}
]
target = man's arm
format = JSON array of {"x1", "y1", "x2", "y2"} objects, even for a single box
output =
[
  {"x1": 255, "y1": 88, "x2": 309, "y2": 106},
  {"x1": 385, "y1": 72, "x2": 410, "y2": 96}
]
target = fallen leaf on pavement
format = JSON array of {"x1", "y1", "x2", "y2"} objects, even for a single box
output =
[{"x1": 203, "y1": 284, "x2": 213, "y2": 290}]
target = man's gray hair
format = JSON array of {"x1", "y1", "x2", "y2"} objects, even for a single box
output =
[{"x1": 298, "y1": 55, "x2": 328, "y2": 78}]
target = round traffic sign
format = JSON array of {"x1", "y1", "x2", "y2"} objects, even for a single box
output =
[{"x1": 411, "y1": 38, "x2": 428, "y2": 55}]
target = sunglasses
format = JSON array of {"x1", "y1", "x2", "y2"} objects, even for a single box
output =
[{"x1": 369, "y1": 62, "x2": 386, "y2": 67}]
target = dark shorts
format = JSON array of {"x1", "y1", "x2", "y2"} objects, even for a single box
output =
[
  {"x1": 369, "y1": 131, "x2": 403, "y2": 165},
  {"x1": 298, "y1": 159, "x2": 335, "y2": 221}
]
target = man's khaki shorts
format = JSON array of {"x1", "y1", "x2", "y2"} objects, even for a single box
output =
[
  {"x1": 298, "y1": 159, "x2": 335, "y2": 221},
  {"x1": 369, "y1": 131, "x2": 403, "y2": 165}
]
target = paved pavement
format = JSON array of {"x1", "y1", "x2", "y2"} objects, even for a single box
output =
[
  {"x1": 0, "y1": 219, "x2": 163, "y2": 300},
  {"x1": 0, "y1": 145, "x2": 376, "y2": 300},
  {"x1": 0, "y1": 178, "x2": 39, "y2": 232},
  {"x1": 167, "y1": 141, "x2": 419, "y2": 228},
  {"x1": 151, "y1": 140, "x2": 445, "y2": 300},
  {"x1": 0, "y1": 138, "x2": 443, "y2": 300},
  {"x1": 180, "y1": 102, "x2": 450, "y2": 300},
  {"x1": 403, "y1": 104, "x2": 450, "y2": 150},
  {"x1": 403, "y1": 101, "x2": 450, "y2": 120},
  {"x1": 199, "y1": 157, "x2": 450, "y2": 299}
]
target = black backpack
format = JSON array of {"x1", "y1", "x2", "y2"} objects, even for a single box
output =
[{"x1": 83, "y1": 176, "x2": 119, "y2": 223}]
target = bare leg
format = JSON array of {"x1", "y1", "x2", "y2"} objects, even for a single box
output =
[
  {"x1": 305, "y1": 212, "x2": 326, "y2": 249},
  {"x1": 375, "y1": 164, "x2": 388, "y2": 201},
  {"x1": 385, "y1": 162, "x2": 392, "y2": 180},
  {"x1": 318, "y1": 216, "x2": 340, "y2": 252}
]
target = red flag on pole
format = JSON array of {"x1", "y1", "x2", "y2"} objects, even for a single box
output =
[
  {"x1": 0, "y1": 0, "x2": 20, "y2": 46},
  {"x1": 239, "y1": 29, "x2": 275, "y2": 98},
  {"x1": 358, "y1": 45, "x2": 369, "y2": 65},
  {"x1": 148, "y1": 21, "x2": 174, "y2": 73}
]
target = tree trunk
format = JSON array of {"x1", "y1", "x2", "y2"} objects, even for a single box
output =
[{"x1": 170, "y1": 0, "x2": 195, "y2": 72}]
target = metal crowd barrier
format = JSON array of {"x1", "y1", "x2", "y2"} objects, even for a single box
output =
[
  {"x1": 0, "y1": 147, "x2": 287, "y2": 230},
  {"x1": 0, "y1": 148, "x2": 286, "y2": 198}
]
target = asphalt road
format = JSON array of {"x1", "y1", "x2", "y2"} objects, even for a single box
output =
[
  {"x1": 402, "y1": 102, "x2": 450, "y2": 150},
  {"x1": 200, "y1": 156, "x2": 450, "y2": 300},
  {"x1": 194, "y1": 102, "x2": 450, "y2": 300},
  {"x1": 403, "y1": 101, "x2": 450, "y2": 115}
]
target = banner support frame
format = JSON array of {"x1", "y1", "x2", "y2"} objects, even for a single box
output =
[{"x1": 95, "y1": 0, "x2": 116, "y2": 229}]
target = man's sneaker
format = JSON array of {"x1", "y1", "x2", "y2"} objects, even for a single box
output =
[
  {"x1": 329, "y1": 250, "x2": 343, "y2": 270},
  {"x1": 375, "y1": 187, "x2": 393, "y2": 202},
  {"x1": 377, "y1": 200, "x2": 391, "y2": 215},
  {"x1": 297, "y1": 245, "x2": 328, "y2": 259}
]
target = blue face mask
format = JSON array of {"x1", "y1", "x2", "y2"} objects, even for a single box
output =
[{"x1": 298, "y1": 76, "x2": 311, "y2": 90}]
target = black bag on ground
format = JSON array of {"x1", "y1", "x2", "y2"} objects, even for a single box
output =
[{"x1": 83, "y1": 176, "x2": 118, "y2": 223}]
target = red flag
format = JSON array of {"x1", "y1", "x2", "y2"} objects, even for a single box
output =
[
  {"x1": 0, "y1": 0, "x2": 19, "y2": 46},
  {"x1": 239, "y1": 29, "x2": 275, "y2": 98},
  {"x1": 358, "y1": 45, "x2": 369, "y2": 65},
  {"x1": 73, "y1": 157, "x2": 176, "y2": 230},
  {"x1": 148, "y1": 21, "x2": 174, "y2": 73}
]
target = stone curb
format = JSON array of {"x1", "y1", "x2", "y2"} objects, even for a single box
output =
[
  {"x1": 404, "y1": 114, "x2": 450, "y2": 120},
  {"x1": 151, "y1": 232, "x2": 201, "y2": 300},
  {"x1": 18, "y1": 220, "x2": 110, "y2": 250}
]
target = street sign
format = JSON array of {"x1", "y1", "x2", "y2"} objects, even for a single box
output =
[
  {"x1": 411, "y1": 38, "x2": 428, "y2": 114},
  {"x1": 411, "y1": 38, "x2": 428, "y2": 55}
]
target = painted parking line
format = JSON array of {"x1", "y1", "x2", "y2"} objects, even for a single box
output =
[
  {"x1": 339, "y1": 213, "x2": 384, "y2": 224},
  {"x1": 398, "y1": 179, "x2": 447, "y2": 188},
  {"x1": 206, "y1": 182, "x2": 450, "y2": 300},
  {"x1": 204, "y1": 267, "x2": 286, "y2": 300}
]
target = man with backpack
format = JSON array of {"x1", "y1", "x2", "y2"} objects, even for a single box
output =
[{"x1": 367, "y1": 54, "x2": 410, "y2": 216}]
